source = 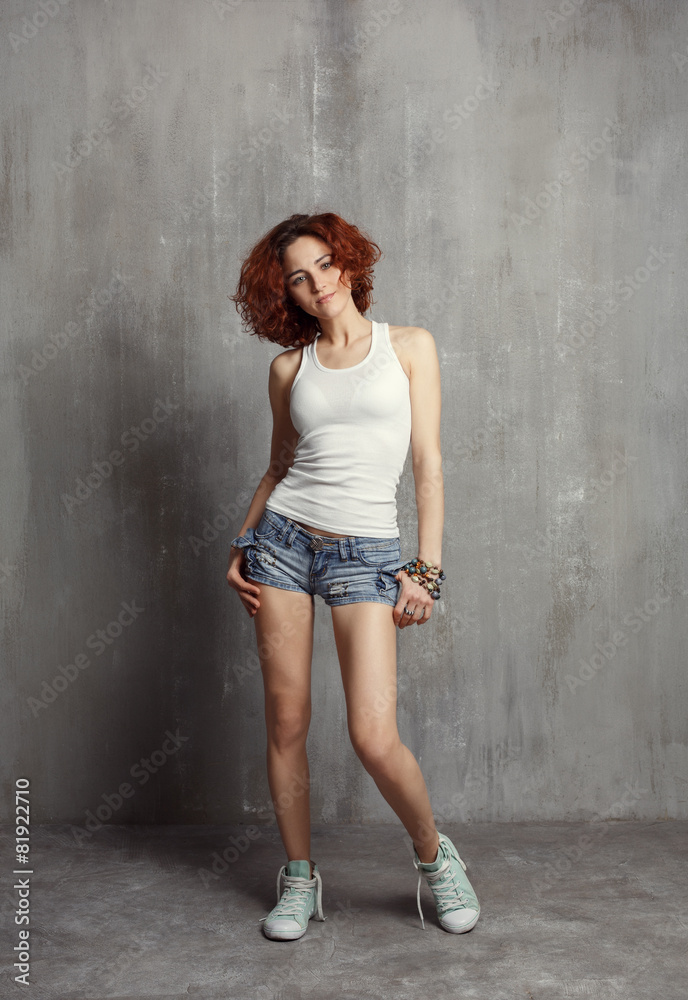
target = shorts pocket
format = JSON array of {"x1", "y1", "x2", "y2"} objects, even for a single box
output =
[
  {"x1": 355, "y1": 540, "x2": 402, "y2": 568},
  {"x1": 254, "y1": 510, "x2": 282, "y2": 540}
]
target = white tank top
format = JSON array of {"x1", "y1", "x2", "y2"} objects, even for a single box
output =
[{"x1": 266, "y1": 319, "x2": 411, "y2": 537}]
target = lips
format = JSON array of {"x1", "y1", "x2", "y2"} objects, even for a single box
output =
[{"x1": 317, "y1": 292, "x2": 335, "y2": 304}]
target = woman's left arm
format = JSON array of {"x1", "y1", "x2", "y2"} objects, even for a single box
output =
[
  {"x1": 408, "y1": 327, "x2": 444, "y2": 568},
  {"x1": 393, "y1": 327, "x2": 444, "y2": 629}
]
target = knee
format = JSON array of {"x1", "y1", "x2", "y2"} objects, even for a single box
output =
[
  {"x1": 349, "y1": 727, "x2": 401, "y2": 774},
  {"x1": 267, "y1": 700, "x2": 311, "y2": 752}
]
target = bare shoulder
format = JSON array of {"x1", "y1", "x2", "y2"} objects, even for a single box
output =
[
  {"x1": 270, "y1": 344, "x2": 303, "y2": 386},
  {"x1": 387, "y1": 325, "x2": 436, "y2": 379}
]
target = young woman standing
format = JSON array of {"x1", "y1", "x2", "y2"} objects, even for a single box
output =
[{"x1": 226, "y1": 212, "x2": 480, "y2": 939}]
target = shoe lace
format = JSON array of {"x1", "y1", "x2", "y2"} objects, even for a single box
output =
[
  {"x1": 258, "y1": 866, "x2": 326, "y2": 925},
  {"x1": 415, "y1": 853, "x2": 469, "y2": 930}
]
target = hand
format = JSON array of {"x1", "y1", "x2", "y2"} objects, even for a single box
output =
[
  {"x1": 392, "y1": 571, "x2": 435, "y2": 629},
  {"x1": 226, "y1": 547, "x2": 262, "y2": 617}
]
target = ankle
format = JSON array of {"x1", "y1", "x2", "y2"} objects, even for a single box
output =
[{"x1": 414, "y1": 832, "x2": 440, "y2": 864}]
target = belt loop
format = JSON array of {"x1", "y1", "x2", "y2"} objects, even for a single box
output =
[
  {"x1": 349, "y1": 536, "x2": 358, "y2": 561},
  {"x1": 284, "y1": 522, "x2": 297, "y2": 547},
  {"x1": 276, "y1": 517, "x2": 292, "y2": 546},
  {"x1": 338, "y1": 538, "x2": 347, "y2": 561}
]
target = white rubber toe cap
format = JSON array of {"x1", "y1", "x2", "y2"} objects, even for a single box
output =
[
  {"x1": 439, "y1": 906, "x2": 480, "y2": 933},
  {"x1": 262, "y1": 917, "x2": 306, "y2": 940}
]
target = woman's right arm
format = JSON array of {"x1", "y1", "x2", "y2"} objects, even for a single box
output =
[{"x1": 226, "y1": 349, "x2": 301, "y2": 615}]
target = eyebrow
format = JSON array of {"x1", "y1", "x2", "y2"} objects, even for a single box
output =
[{"x1": 284, "y1": 253, "x2": 331, "y2": 280}]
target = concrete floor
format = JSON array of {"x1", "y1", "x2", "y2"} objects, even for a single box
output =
[{"x1": 2, "y1": 821, "x2": 686, "y2": 999}]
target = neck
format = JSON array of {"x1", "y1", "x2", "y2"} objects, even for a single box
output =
[{"x1": 315, "y1": 296, "x2": 372, "y2": 346}]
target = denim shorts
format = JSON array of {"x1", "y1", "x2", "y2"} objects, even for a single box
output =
[{"x1": 229, "y1": 508, "x2": 404, "y2": 608}]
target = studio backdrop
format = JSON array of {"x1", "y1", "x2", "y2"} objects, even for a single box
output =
[{"x1": 3, "y1": 0, "x2": 687, "y2": 828}]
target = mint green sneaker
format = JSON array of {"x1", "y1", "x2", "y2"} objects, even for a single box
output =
[
  {"x1": 259, "y1": 860, "x2": 326, "y2": 940},
  {"x1": 413, "y1": 831, "x2": 480, "y2": 932}
]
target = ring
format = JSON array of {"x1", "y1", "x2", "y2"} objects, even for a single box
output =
[{"x1": 403, "y1": 607, "x2": 414, "y2": 616}]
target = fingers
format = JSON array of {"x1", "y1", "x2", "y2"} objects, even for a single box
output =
[
  {"x1": 394, "y1": 605, "x2": 432, "y2": 629},
  {"x1": 238, "y1": 581, "x2": 261, "y2": 616},
  {"x1": 241, "y1": 590, "x2": 260, "y2": 617},
  {"x1": 226, "y1": 557, "x2": 261, "y2": 617},
  {"x1": 394, "y1": 575, "x2": 433, "y2": 629}
]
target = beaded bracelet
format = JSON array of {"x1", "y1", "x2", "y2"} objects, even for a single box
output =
[{"x1": 399, "y1": 558, "x2": 446, "y2": 600}]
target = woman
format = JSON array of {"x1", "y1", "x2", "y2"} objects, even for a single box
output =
[{"x1": 226, "y1": 212, "x2": 480, "y2": 940}]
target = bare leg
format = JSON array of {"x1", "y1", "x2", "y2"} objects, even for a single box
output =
[
  {"x1": 250, "y1": 580, "x2": 316, "y2": 865},
  {"x1": 330, "y1": 602, "x2": 440, "y2": 863}
]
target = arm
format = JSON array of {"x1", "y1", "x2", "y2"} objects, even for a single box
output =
[
  {"x1": 227, "y1": 350, "x2": 301, "y2": 617},
  {"x1": 408, "y1": 328, "x2": 444, "y2": 568},
  {"x1": 232, "y1": 350, "x2": 301, "y2": 535},
  {"x1": 392, "y1": 327, "x2": 443, "y2": 630},
  {"x1": 232, "y1": 350, "x2": 300, "y2": 538}
]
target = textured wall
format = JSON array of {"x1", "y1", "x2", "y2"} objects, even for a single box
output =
[{"x1": 2, "y1": 0, "x2": 687, "y2": 826}]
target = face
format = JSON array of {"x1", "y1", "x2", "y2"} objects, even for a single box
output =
[{"x1": 281, "y1": 234, "x2": 352, "y2": 318}]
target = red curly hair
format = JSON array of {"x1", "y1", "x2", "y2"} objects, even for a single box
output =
[{"x1": 230, "y1": 213, "x2": 383, "y2": 347}]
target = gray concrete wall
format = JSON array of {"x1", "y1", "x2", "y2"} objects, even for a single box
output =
[{"x1": 2, "y1": 0, "x2": 687, "y2": 827}]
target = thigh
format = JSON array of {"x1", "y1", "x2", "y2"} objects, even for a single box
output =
[
  {"x1": 252, "y1": 583, "x2": 315, "y2": 706},
  {"x1": 330, "y1": 602, "x2": 399, "y2": 737}
]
